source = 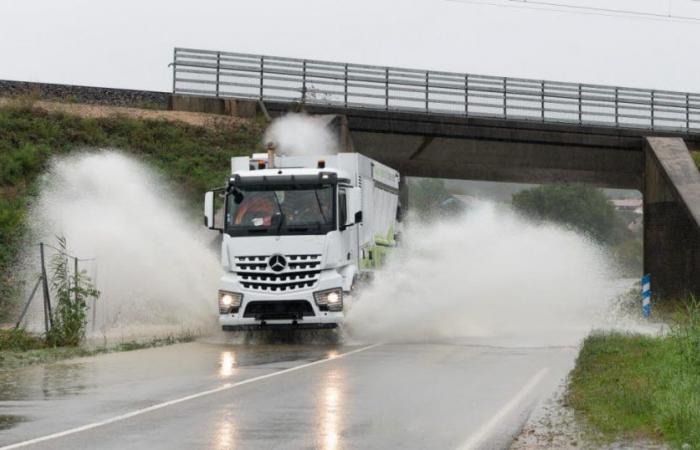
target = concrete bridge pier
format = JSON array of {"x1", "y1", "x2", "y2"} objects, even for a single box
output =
[{"x1": 644, "y1": 138, "x2": 700, "y2": 299}]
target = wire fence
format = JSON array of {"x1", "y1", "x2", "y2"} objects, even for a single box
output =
[
  {"x1": 15, "y1": 243, "x2": 98, "y2": 333},
  {"x1": 171, "y1": 47, "x2": 700, "y2": 134}
]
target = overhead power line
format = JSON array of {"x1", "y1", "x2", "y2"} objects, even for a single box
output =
[
  {"x1": 508, "y1": 0, "x2": 699, "y2": 21},
  {"x1": 445, "y1": 0, "x2": 700, "y2": 23}
]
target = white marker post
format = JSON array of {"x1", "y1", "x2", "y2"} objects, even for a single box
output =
[{"x1": 642, "y1": 274, "x2": 651, "y2": 318}]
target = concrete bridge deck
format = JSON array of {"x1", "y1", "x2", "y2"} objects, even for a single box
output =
[{"x1": 171, "y1": 47, "x2": 700, "y2": 141}]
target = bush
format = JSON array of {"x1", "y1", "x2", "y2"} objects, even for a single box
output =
[
  {"x1": 408, "y1": 178, "x2": 463, "y2": 220},
  {"x1": 611, "y1": 237, "x2": 644, "y2": 276},
  {"x1": 44, "y1": 237, "x2": 99, "y2": 347},
  {"x1": 512, "y1": 184, "x2": 629, "y2": 244},
  {"x1": 0, "y1": 328, "x2": 45, "y2": 351}
]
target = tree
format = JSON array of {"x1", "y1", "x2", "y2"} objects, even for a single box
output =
[
  {"x1": 511, "y1": 184, "x2": 628, "y2": 244},
  {"x1": 409, "y1": 178, "x2": 463, "y2": 220}
]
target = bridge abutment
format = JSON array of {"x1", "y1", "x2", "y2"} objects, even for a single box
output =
[{"x1": 644, "y1": 138, "x2": 700, "y2": 299}]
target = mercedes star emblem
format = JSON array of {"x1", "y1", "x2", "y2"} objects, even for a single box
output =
[{"x1": 268, "y1": 254, "x2": 287, "y2": 272}]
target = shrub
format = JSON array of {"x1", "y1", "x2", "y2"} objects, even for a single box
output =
[
  {"x1": 0, "y1": 328, "x2": 45, "y2": 351},
  {"x1": 611, "y1": 237, "x2": 643, "y2": 276},
  {"x1": 45, "y1": 237, "x2": 99, "y2": 347},
  {"x1": 512, "y1": 184, "x2": 629, "y2": 245},
  {"x1": 408, "y1": 178, "x2": 464, "y2": 220}
]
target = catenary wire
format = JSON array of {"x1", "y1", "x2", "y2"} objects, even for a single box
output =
[{"x1": 444, "y1": 0, "x2": 700, "y2": 22}]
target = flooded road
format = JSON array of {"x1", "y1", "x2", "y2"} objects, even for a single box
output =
[{"x1": 0, "y1": 336, "x2": 578, "y2": 449}]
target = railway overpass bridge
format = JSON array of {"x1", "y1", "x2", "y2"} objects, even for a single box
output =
[{"x1": 170, "y1": 48, "x2": 700, "y2": 300}]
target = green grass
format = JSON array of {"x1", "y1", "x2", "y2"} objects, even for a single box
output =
[
  {"x1": 692, "y1": 151, "x2": 700, "y2": 171},
  {"x1": 0, "y1": 329, "x2": 197, "y2": 371},
  {"x1": 568, "y1": 302, "x2": 700, "y2": 448},
  {"x1": 0, "y1": 103, "x2": 266, "y2": 320},
  {"x1": 0, "y1": 328, "x2": 46, "y2": 352}
]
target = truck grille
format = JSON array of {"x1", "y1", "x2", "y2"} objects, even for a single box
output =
[
  {"x1": 234, "y1": 254, "x2": 322, "y2": 292},
  {"x1": 243, "y1": 300, "x2": 315, "y2": 319}
]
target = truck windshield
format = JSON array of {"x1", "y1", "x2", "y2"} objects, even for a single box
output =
[{"x1": 225, "y1": 184, "x2": 335, "y2": 236}]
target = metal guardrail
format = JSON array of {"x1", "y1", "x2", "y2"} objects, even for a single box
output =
[{"x1": 172, "y1": 47, "x2": 700, "y2": 134}]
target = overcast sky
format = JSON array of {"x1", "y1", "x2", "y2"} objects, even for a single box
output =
[{"x1": 1, "y1": 0, "x2": 699, "y2": 93}]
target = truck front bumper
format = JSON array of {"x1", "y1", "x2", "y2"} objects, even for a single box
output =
[
  {"x1": 219, "y1": 303, "x2": 344, "y2": 331},
  {"x1": 222, "y1": 322, "x2": 338, "y2": 331},
  {"x1": 218, "y1": 271, "x2": 345, "y2": 331}
]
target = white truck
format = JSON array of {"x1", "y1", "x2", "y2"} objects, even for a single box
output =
[{"x1": 204, "y1": 150, "x2": 400, "y2": 331}]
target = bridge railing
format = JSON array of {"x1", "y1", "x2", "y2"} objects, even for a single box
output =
[{"x1": 171, "y1": 47, "x2": 700, "y2": 133}]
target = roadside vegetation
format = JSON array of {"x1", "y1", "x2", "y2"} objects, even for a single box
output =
[
  {"x1": 0, "y1": 231, "x2": 195, "y2": 370},
  {"x1": 408, "y1": 177, "x2": 464, "y2": 220},
  {"x1": 43, "y1": 236, "x2": 100, "y2": 347},
  {"x1": 0, "y1": 98, "x2": 266, "y2": 321},
  {"x1": 568, "y1": 298, "x2": 700, "y2": 448},
  {"x1": 512, "y1": 184, "x2": 642, "y2": 275},
  {"x1": 0, "y1": 329, "x2": 196, "y2": 371},
  {"x1": 692, "y1": 150, "x2": 700, "y2": 171},
  {"x1": 512, "y1": 184, "x2": 627, "y2": 244}
]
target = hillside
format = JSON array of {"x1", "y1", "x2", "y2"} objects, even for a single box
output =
[{"x1": 0, "y1": 98, "x2": 266, "y2": 320}]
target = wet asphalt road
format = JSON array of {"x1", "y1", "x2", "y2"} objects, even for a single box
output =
[{"x1": 0, "y1": 335, "x2": 578, "y2": 450}]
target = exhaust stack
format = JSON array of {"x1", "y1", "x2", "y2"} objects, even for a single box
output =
[{"x1": 266, "y1": 142, "x2": 276, "y2": 168}]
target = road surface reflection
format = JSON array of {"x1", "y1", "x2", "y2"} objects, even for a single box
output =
[
  {"x1": 219, "y1": 351, "x2": 236, "y2": 379},
  {"x1": 318, "y1": 368, "x2": 344, "y2": 450},
  {"x1": 213, "y1": 411, "x2": 236, "y2": 450}
]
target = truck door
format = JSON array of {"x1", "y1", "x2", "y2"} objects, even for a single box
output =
[{"x1": 338, "y1": 188, "x2": 358, "y2": 273}]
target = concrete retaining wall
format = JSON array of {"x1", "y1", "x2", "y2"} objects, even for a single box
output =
[{"x1": 169, "y1": 95, "x2": 259, "y2": 117}]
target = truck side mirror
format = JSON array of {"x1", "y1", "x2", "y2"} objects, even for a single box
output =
[
  {"x1": 346, "y1": 187, "x2": 362, "y2": 226},
  {"x1": 204, "y1": 189, "x2": 225, "y2": 232},
  {"x1": 204, "y1": 191, "x2": 214, "y2": 228}
]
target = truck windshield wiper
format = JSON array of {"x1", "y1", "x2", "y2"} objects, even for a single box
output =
[
  {"x1": 286, "y1": 226, "x2": 309, "y2": 232},
  {"x1": 286, "y1": 222, "x2": 322, "y2": 232},
  {"x1": 246, "y1": 228, "x2": 269, "y2": 234},
  {"x1": 313, "y1": 190, "x2": 329, "y2": 224},
  {"x1": 272, "y1": 191, "x2": 285, "y2": 235}
]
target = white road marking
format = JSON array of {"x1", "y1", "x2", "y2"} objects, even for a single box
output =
[
  {"x1": 1, "y1": 343, "x2": 382, "y2": 450},
  {"x1": 458, "y1": 367, "x2": 550, "y2": 450}
]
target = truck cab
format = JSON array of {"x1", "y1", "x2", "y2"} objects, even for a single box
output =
[{"x1": 205, "y1": 152, "x2": 399, "y2": 331}]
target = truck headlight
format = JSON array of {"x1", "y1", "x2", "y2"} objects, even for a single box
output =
[
  {"x1": 218, "y1": 290, "x2": 243, "y2": 314},
  {"x1": 314, "y1": 288, "x2": 343, "y2": 312}
]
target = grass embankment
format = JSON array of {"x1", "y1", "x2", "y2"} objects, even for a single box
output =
[
  {"x1": 0, "y1": 328, "x2": 196, "y2": 371},
  {"x1": 568, "y1": 301, "x2": 700, "y2": 448},
  {"x1": 692, "y1": 150, "x2": 700, "y2": 171},
  {"x1": 0, "y1": 101, "x2": 266, "y2": 321}
]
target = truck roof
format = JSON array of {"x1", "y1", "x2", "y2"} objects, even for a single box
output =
[
  {"x1": 231, "y1": 153, "x2": 399, "y2": 190},
  {"x1": 234, "y1": 167, "x2": 341, "y2": 177}
]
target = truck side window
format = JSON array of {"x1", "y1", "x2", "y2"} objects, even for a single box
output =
[{"x1": 339, "y1": 190, "x2": 347, "y2": 227}]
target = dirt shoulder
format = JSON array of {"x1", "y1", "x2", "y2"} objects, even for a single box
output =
[
  {"x1": 510, "y1": 381, "x2": 667, "y2": 450},
  {"x1": 0, "y1": 97, "x2": 248, "y2": 129}
]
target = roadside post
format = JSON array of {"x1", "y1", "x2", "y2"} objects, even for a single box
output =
[{"x1": 642, "y1": 274, "x2": 651, "y2": 318}]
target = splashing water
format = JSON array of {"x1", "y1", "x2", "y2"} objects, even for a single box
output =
[
  {"x1": 22, "y1": 150, "x2": 641, "y2": 345},
  {"x1": 264, "y1": 113, "x2": 339, "y2": 156},
  {"x1": 345, "y1": 203, "x2": 636, "y2": 345},
  {"x1": 26, "y1": 150, "x2": 221, "y2": 338}
]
